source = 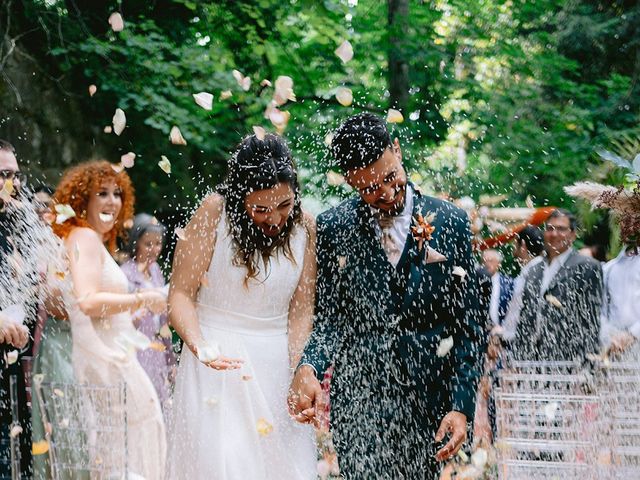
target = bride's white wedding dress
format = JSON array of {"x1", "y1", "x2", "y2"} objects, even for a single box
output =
[{"x1": 166, "y1": 210, "x2": 316, "y2": 479}]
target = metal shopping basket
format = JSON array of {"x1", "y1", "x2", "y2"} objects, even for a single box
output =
[
  {"x1": 34, "y1": 380, "x2": 128, "y2": 479},
  {"x1": 494, "y1": 361, "x2": 611, "y2": 480}
]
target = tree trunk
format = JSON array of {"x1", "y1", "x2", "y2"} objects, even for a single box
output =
[{"x1": 388, "y1": 0, "x2": 409, "y2": 113}]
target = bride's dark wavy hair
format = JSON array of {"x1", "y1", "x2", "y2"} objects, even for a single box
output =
[{"x1": 217, "y1": 133, "x2": 302, "y2": 282}]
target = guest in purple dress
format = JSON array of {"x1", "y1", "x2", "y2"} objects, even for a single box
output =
[{"x1": 121, "y1": 213, "x2": 175, "y2": 411}]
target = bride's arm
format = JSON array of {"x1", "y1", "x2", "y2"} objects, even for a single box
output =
[
  {"x1": 168, "y1": 194, "x2": 222, "y2": 356},
  {"x1": 288, "y1": 212, "x2": 317, "y2": 369},
  {"x1": 67, "y1": 228, "x2": 164, "y2": 317}
]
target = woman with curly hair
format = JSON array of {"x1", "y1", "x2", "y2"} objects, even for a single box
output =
[
  {"x1": 51, "y1": 160, "x2": 166, "y2": 479},
  {"x1": 167, "y1": 134, "x2": 317, "y2": 479}
]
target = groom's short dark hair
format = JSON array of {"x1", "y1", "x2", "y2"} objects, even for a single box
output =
[{"x1": 331, "y1": 113, "x2": 392, "y2": 172}]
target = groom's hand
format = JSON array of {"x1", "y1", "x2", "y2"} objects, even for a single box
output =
[
  {"x1": 434, "y1": 411, "x2": 467, "y2": 461},
  {"x1": 288, "y1": 365, "x2": 324, "y2": 425}
]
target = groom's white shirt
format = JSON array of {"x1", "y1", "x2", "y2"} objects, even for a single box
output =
[{"x1": 372, "y1": 184, "x2": 414, "y2": 256}]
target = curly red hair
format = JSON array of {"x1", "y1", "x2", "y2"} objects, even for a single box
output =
[{"x1": 52, "y1": 160, "x2": 135, "y2": 253}]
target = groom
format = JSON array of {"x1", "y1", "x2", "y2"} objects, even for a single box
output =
[{"x1": 289, "y1": 114, "x2": 484, "y2": 477}]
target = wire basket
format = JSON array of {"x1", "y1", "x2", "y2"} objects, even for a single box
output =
[
  {"x1": 34, "y1": 380, "x2": 128, "y2": 480},
  {"x1": 494, "y1": 361, "x2": 612, "y2": 480}
]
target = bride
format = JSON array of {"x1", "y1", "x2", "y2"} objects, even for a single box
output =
[{"x1": 167, "y1": 133, "x2": 317, "y2": 479}]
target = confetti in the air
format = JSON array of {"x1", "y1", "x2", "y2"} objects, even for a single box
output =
[
  {"x1": 386, "y1": 108, "x2": 404, "y2": 123},
  {"x1": 335, "y1": 40, "x2": 354, "y2": 63},
  {"x1": 158, "y1": 156, "x2": 172, "y2": 175},
  {"x1": 112, "y1": 108, "x2": 126, "y2": 135},
  {"x1": 170, "y1": 126, "x2": 187, "y2": 146},
  {"x1": 54, "y1": 204, "x2": 76, "y2": 224},
  {"x1": 120, "y1": 152, "x2": 136, "y2": 168},
  {"x1": 193, "y1": 92, "x2": 213, "y2": 111},
  {"x1": 436, "y1": 336, "x2": 454, "y2": 357},
  {"x1": 108, "y1": 12, "x2": 124, "y2": 32},
  {"x1": 253, "y1": 126, "x2": 266, "y2": 140},
  {"x1": 335, "y1": 87, "x2": 353, "y2": 107}
]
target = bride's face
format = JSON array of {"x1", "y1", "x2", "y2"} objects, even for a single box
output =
[{"x1": 244, "y1": 182, "x2": 295, "y2": 237}]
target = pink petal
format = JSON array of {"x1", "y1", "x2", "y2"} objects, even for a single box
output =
[
  {"x1": 108, "y1": 12, "x2": 124, "y2": 32},
  {"x1": 120, "y1": 152, "x2": 136, "y2": 168},
  {"x1": 335, "y1": 40, "x2": 354, "y2": 63},
  {"x1": 88, "y1": 85, "x2": 97, "y2": 97},
  {"x1": 103, "y1": 126, "x2": 112, "y2": 134}
]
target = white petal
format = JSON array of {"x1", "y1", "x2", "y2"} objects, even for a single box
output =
[
  {"x1": 158, "y1": 156, "x2": 172, "y2": 175},
  {"x1": 108, "y1": 12, "x2": 124, "y2": 32},
  {"x1": 193, "y1": 92, "x2": 213, "y2": 111},
  {"x1": 326, "y1": 171, "x2": 345, "y2": 186},
  {"x1": 260, "y1": 79, "x2": 272, "y2": 87},
  {"x1": 9, "y1": 424, "x2": 22, "y2": 437},
  {"x1": 88, "y1": 85, "x2": 97, "y2": 97},
  {"x1": 175, "y1": 227, "x2": 186, "y2": 241},
  {"x1": 268, "y1": 108, "x2": 290, "y2": 131},
  {"x1": 240, "y1": 76, "x2": 251, "y2": 91},
  {"x1": 219, "y1": 90, "x2": 232, "y2": 100},
  {"x1": 197, "y1": 343, "x2": 220, "y2": 363},
  {"x1": 452, "y1": 266, "x2": 467, "y2": 279},
  {"x1": 436, "y1": 336, "x2": 454, "y2": 357},
  {"x1": 112, "y1": 108, "x2": 126, "y2": 136},
  {"x1": 386, "y1": 108, "x2": 404, "y2": 123},
  {"x1": 169, "y1": 126, "x2": 187, "y2": 146},
  {"x1": 232, "y1": 69, "x2": 244, "y2": 83},
  {"x1": 274, "y1": 75, "x2": 295, "y2": 105},
  {"x1": 120, "y1": 152, "x2": 136, "y2": 168},
  {"x1": 7, "y1": 350, "x2": 18, "y2": 366},
  {"x1": 103, "y1": 125, "x2": 112, "y2": 134},
  {"x1": 335, "y1": 40, "x2": 354, "y2": 63},
  {"x1": 54, "y1": 204, "x2": 76, "y2": 224},
  {"x1": 545, "y1": 294, "x2": 563, "y2": 308},
  {"x1": 335, "y1": 87, "x2": 353, "y2": 107},
  {"x1": 544, "y1": 401, "x2": 559, "y2": 420},
  {"x1": 471, "y1": 448, "x2": 488, "y2": 469},
  {"x1": 253, "y1": 126, "x2": 266, "y2": 140},
  {"x1": 323, "y1": 132, "x2": 334, "y2": 147}
]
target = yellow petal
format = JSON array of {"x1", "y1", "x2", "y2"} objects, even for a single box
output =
[
  {"x1": 335, "y1": 40, "x2": 354, "y2": 63},
  {"x1": 386, "y1": 108, "x2": 404, "y2": 123},
  {"x1": 193, "y1": 92, "x2": 213, "y2": 111},
  {"x1": 0, "y1": 179, "x2": 13, "y2": 203},
  {"x1": 256, "y1": 418, "x2": 273, "y2": 436},
  {"x1": 158, "y1": 156, "x2": 172, "y2": 175},
  {"x1": 108, "y1": 12, "x2": 124, "y2": 32},
  {"x1": 253, "y1": 126, "x2": 266, "y2": 141},
  {"x1": 169, "y1": 126, "x2": 187, "y2": 146},
  {"x1": 88, "y1": 85, "x2": 97, "y2": 97},
  {"x1": 32, "y1": 440, "x2": 50, "y2": 455},
  {"x1": 335, "y1": 87, "x2": 353, "y2": 107},
  {"x1": 149, "y1": 341, "x2": 166, "y2": 352},
  {"x1": 120, "y1": 152, "x2": 136, "y2": 168},
  {"x1": 219, "y1": 90, "x2": 232, "y2": 100},
  {"x1": 112, "y1": 108, "x2": 126, "y2": 135}
]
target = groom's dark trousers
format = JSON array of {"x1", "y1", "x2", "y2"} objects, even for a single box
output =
[{"x1": 301, "y1": 189, "x2": 484, "y2": 479}]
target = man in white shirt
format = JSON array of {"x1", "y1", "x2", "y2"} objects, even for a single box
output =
[{"x1": 511, "y1": 209, "x2": 603, "y2": 362}]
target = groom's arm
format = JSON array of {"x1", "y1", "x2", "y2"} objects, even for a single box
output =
[
  {"x1": 448, "y1": 211, "x2": 485, "y2": 420},
  {"x1": 298, "y1": 213, "x2": 342, "y2": 380}
]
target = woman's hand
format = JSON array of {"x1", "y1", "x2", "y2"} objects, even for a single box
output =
[{"x1": 140, "y1": 290, "x2": 167, "y2": 314}]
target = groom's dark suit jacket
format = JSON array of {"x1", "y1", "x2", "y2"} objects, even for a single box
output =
[{"x1": 301, "y1": 188, "x2": 484, "y2": 477}]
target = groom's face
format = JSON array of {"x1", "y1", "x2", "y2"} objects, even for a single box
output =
[{"x1": 346, "y1": 139, "x2": 407, "y2": 215}]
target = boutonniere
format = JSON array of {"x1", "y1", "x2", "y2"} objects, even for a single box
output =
[{"x1": 411, "y1": 212, "x2": 436, "y2": 262}]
